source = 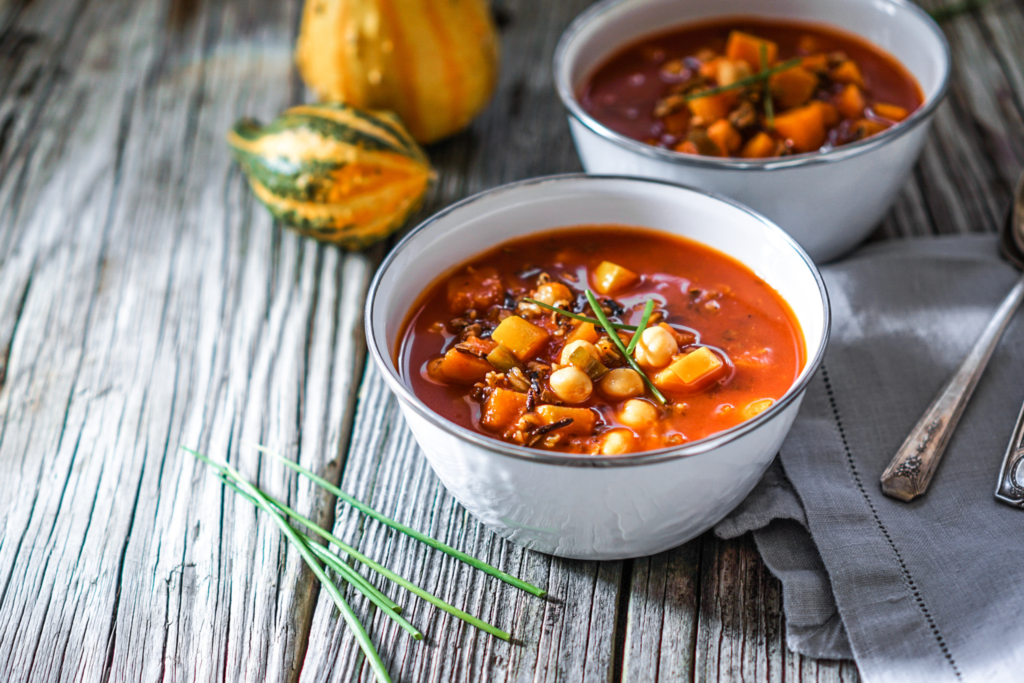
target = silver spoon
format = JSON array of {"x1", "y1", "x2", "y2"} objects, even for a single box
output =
[{"x1": 881, "y1": 170, "x2": 1024, "y2": 502}]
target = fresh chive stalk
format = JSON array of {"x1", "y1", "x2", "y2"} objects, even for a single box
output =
[
  {"x1": 760, "y1": 43, "x2": 775, "y2": 129},
  {"x1": 585, "y1": 290, "x2": 668, "y2": 405},
  {"x1": 254, "y1": 444, "x2": 546, "y2": 599},
  {"x1": 191, "y1": 451, "x2": 392, "y2": 683},
  {"x1": 625, "y1": 300, "x2": 656, "y2": 356},
  {"x1": 187, "y1": 447, "x2": 512, "y2": 641},
  {"x1": 684, "y1": 57, "x2": 802, "y2": 102},
  {"x1": 216, "y1": 474, "x2": 421, "y2": 639}
]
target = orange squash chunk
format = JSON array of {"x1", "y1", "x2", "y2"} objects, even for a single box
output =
[
  {"x1": 567, "y1": 321, "x2": 600, "y2": 345},
  {"x1": 707, "y1": 119, "x2": 742, "y2": 155},
  {"x1": 773, "y1": 104, "x2": 827, "y2": 153},
  {"x1": 853, "y1": 118, "x2": 889, "y2": 138},
  {"x1": 482, "y1": 388, "x2": 529, "y2": 433},
  {"x1": 830, "y1": 60, "x2": 865, "y2": 87},
  {"x1": 593, "y1": 260, "x2": 638, "y2": 295},
  {"x1": 536, "y1": 405, "x2": 597, "y2": 436},
  {"x1": 740, "y1": 132, "x2": 778, "y2": 159},
  {"x1": 810, "y1": 100, "x2": 840, "y2": 127},
  {"x1": 801, "y1": 53, "x2": 829, "y2": 73},
  {"x1": 687, "y1": 91, "x2": 737, "y2": 123},
  {"x1": 836, "y1": 84, "x2": 866, "y2": 120},
  {"x1": 769, "y1": 66, "x2": 818, "y2": 109},
  {"x1": 492, "y1": 315, "x2": 550, "y2": 360},
  {"x1": 654, "y1": 347, "x2": 725, "y2": 393},
  {"x1": 437, "y1": 347, "x2": 493, "y2": 384},
  {"x1": 725, "y1": 31, "x2": 778, "y2": 71},
  {"x1": 873, "y1": 103, "x2": 910, "y2": 122}
]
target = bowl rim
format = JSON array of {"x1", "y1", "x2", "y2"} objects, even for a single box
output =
[
  {"x1": 552, "y1": 0, "x2": 951, "y2": 171},
  {"x1": 364, "y1": 174, "x2": 832, "y2": 469}
]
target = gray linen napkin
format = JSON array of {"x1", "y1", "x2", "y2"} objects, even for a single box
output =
[{"x1": 715, "y1": 235, "x2": 1024, "y2": 683}]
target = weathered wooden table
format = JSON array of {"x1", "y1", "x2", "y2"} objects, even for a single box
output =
[{"x1": 0, "y1": 0, "x2": 1021, "y2": 680}]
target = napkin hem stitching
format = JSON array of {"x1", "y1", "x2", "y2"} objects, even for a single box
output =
[{"x1": 821, "y1": 365, "x2": 961, "y2": 680}]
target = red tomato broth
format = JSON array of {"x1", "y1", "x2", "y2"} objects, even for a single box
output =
[
  {"x1": 578, "y1": 16, "x2": 924, "y2": 157},
  {"x1": 396, "y1": 226, "x2": 806, "y2": 455}
]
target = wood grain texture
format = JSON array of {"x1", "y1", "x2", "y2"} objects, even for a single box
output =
[{"x1": 0, "y1": 0, "x2": 1021, "y2": 680}]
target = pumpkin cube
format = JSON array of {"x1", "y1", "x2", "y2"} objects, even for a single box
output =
[
  {"x1": 567, "y1": 321, "x2": 600, "y2": 345},
  {"x1": 725, "y1": 31, "x2": 778, "y2": 71},
  {"x1": 801, "y1": 53, "x2": 829, "y2": 73},
  {"x1": 593, "y1": 260, "x2": 638, "y2": 295},
  {"x1": 873, "y1": 103, "x2": 910, "y2": 122},
  {"x1": 769, "y1": 66, "x2": 819, "y2": 109},
  {"x1": 436, "y1": 347, "x2": 493, "y2": 384},
  {"x1": 536, "y1": 405, "x2": 597, "y2": 436},
  {"x1": 830, "y1": 60, "x2": 865, "y2": 87},
  {"x1": 835, "y1": 84, "x2": 866, "y2": 120},
  {"x1": 707, "y1": 119, "x2": 742, "y2": 155},
  {"x1": 482, "y1": 388, "x2": 530, "y2": 433},
  {"x1": 654, "y1": 347, "x2": 725, "y2": 393},
  {"x1": 852, "y1": 118, "x2": 889, "y2": 139},
  {"x1": 687, "y1": 91, "x2": 737, "y2": 123},
  {"x1": 740, "y1": 132, "x2": 779, "y2": 159},
  {"x1": 491, "y1": 315, "x2": 550, "y2": 360},
  {"x1": 811, "y1": 100, "x2": 840, "y2": 127},
  {"x1": 773, "y1": 103, "x2": 826, "y2": 153}
]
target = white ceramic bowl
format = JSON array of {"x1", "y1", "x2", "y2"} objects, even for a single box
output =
[
  {"x1": 366, "y1": 175, "x2": 830, "y2": 560},
  {"x1": 554, "y1": 0, "x2": 950, "y2": 263}
]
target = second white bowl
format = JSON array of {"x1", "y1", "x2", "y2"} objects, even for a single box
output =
[{"x1": 554, "y1": 0, "x2": 950, "y2": 262}]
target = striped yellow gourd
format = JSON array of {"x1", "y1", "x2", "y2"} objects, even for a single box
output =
[
  {"x1": 227, "y1": 102, "x2": 434, "y2": 248},
  {"x1": 295, "y1": 0, "x2": 500, "y2": 144}
]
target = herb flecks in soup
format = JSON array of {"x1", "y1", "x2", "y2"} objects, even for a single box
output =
[
  {"x1": 397, "y1": 226, "x2": 805, "y2": 456},
  {"x1": 579, "y1": 18, "x2": 923, "y2": 158}
]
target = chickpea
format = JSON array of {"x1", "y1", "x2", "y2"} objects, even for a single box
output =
[
  {"x1": 634, "y1": 326, "x2": 678, "y2": 369},
  {"x1": 599, "y1": 368, "x2": 644, "y2": 400},
  {"x1": 600, "y1": 428, "x2": 638, "y2": 455},
  {"x1": 619, "y1": 399, "x2": 659, "y2": 430},
  {"x1": 534, "y1": 282, "x2": 573, "y2": 306},
  {"x1": 559, "y1": 339, "x2": 600, "y2": 365},
  {"x1": 549, "y1": 366, "x2": 593, "y2": 404}
]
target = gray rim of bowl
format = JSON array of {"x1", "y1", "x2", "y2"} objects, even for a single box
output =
[
  {"x1": 364, "y1": 173, "x2": 832, "y2": 469},
  {"x1": 552, "y1": 0, "x2": 951, "y2": 171}
]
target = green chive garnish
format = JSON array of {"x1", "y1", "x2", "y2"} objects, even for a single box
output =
[
  {"x1": 760, "y1": 43, "x2": 775, "y2": 129},
  {"x1": 684, "y1": 57, "x2": 802, "y2": 102},
  {"x1": 523, "y1": 298, "x2": 634, "y2": 330},
  {"x1": 254, "y1": 444, "x2": 546, "y2": 598},
  {"x1": 625, "y1": 299, "x2": 656, "y2": 356},
  {"x1": 584, "y1": 290, "x2": 667, "y2": 405}
]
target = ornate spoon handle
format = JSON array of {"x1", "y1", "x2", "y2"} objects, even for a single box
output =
[
  {"x1": 995, "y1": 398, "x2": 1024, "y2": 507},
  {"x1": 881, "y1": 274, "x2": 1024, "y2": 502}
]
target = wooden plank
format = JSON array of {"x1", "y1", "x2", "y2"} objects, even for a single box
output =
[{"x1": 0, "y1": 0, "x2": 374, "y2": 681}]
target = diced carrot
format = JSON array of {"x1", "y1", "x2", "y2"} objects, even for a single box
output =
[
  {"x1": 446, "y1": 266, "x2": 503, "y2": 313},
  {"x1": 810, "y1": 100, "x2": 840, "y2": 127},
  {"x1": 492, "y1": 315, "x2": 549, "y2": 360},
  {"x1": 535, "y1": 405, "x2": 597, "y2": 436},
  {"x1": 725, "y1": 31, "x2": 778, "y2": 71},
  {"x1": 873, "y1": 103, "x2": 910, "y2": 122},
  {"x1": 482, "y1": 388, "x2": 530, "y2": 433},
  {"x1": 772, "y1": 103, "x2": 827, "y2": 153},
  {"x1": 835, "y1": 83, "x2": 865, "y2": 120},
  {"x1": 830, "y1": 60, "x2": 865, "y2": 87},
  {"x1": 567, "y1": 321, "x2": 599, "y2": 345},
  {"x1": 437, "y1": 347, "x2": 493, "y2": 384},
  {"x1": 687, "y1": 91, "x2": 737, "y2": 123},
  {"x1": 707, "y1": 119, "x2": 742, "y2": 155},
  {"x1": 653, "y1": 347, "x2": 725, "y2": 393},
  {"x1": 769, "y1": 66, "x2": 819, "y2": 109},
  {"x1": 801, "y1": 53, "x2": 829, "y2": 73},
  {"x1": 740, "y1": 132, "x2": 779, "y2": 159},
  {"x1": 593, "y1": 260, "x2": 638, "y2": 295}
]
